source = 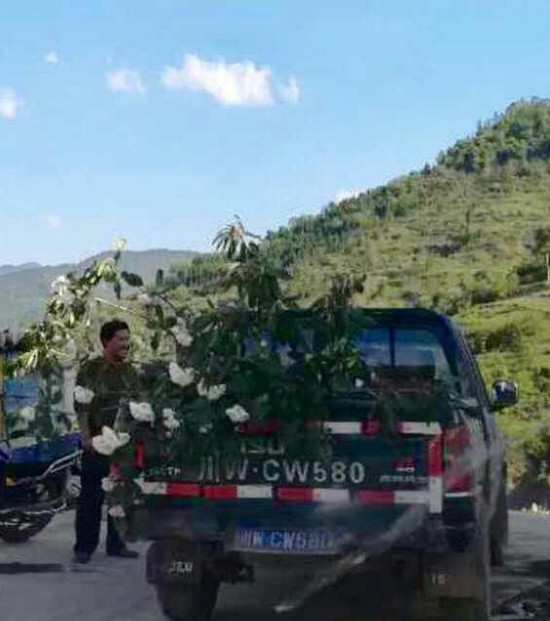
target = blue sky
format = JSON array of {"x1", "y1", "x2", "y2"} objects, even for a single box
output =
[{"x1": 1, "y1": 1, "x2": 550, "y2": 265}]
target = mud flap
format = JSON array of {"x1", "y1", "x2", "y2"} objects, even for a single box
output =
[
  {"x1": 146, "y1": 539, "x2": 203, "y2": 586},
  {"x1": 423, "y1": 550, "x2": 486, "y2": 601}
]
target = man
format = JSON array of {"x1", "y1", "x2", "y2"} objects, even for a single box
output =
[{"x1": 73, "y1": 319, "x2": 141, "y2": 564}]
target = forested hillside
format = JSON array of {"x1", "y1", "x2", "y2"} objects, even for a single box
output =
[{"x1": 166, "y1": 100, "x2": 550, "y2": 502}]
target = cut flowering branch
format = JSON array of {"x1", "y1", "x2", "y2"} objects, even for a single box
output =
[
  {"x1": 5, "y1": 217, "x2": 378, "y2": 537},
  {"x1": 93, "y1": 296, "x2": 146, "y2": 318}
]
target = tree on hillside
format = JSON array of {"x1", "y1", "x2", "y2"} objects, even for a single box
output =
[{"x1": 534, "y1": 226, "x2": 550, "y2": 282}]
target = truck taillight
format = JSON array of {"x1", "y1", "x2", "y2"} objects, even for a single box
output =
[
  {"x1": 236, "y1": 421, "x2": 279, "y2": 435},
  {"x1": 133, "y1": 440, "x2": 145, "y2": 470},
  {"x1": 443, "y1": 426, "x2": 474, "y2": 492}
]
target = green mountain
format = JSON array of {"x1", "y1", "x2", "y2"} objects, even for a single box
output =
[
  {"x1": 0, "y1": 249, "x2": 198, "y2": 335},
  {"x1": 172, "y1": 99, "x2": 550, "y2": 503},
  {"x1": 0, "y1": 263, "x2": 41, "y2": 276}
]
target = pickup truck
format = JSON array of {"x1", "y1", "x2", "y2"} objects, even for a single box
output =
[{"x1": 135, "y1": 308, "x2": 517, "y2": 621}]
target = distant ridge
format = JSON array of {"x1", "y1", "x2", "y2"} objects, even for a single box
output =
[{"x1": 0, "y1": 249, "x2": 198, "y2": 333}]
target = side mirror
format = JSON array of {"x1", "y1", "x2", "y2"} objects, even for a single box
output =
[{"x1": 491, "y1": 379, "x2": 519, "y2": 411}]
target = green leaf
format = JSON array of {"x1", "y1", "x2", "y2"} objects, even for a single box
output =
[
  {"x1": 151, "y1": 332, "x2": 161, "y2": 352},
  {"x1": 121, "y1": 271, "x2": 144, "y2": 287},
  {"x1": 155, "y1": 304, "x2": 164, "y2": 324},
  {"x1": 164, "y1": 316, "x2": 178, "y2": 329},
  {"x1": 114, "y1": 237, "x2": 127, "y2": 252}
]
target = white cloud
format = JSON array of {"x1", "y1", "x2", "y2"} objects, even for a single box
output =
[
  {"x1": 161, "y1": 54, "x2": 275, "y2": 107},
  {"x1": 47, "y1": 215, "x2": 61, "y2": 230},
  {"x1": 334, "y1": 189, "x2": 364, "y2": 204},
  {"x1": 0, "y1": 89, "x2": 22, "y2": 119},
  {"x1": 106, "y1": 69, "x2": 147, "y2": 95},
  {"x1": 44, "y1": 51, "x2": 60, "y2": 64},
  {"x1": 280, "y1": 77, "x2": 301, "y2": 104}
]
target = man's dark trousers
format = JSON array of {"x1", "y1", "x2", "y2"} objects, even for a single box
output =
[{"x1": 74, "y1": 451, "x2": 124, "y2": 556}]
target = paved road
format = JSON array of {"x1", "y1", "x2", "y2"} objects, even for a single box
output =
[{"x1": 1, "y1": 511, "x2": 550, "y2": 621}]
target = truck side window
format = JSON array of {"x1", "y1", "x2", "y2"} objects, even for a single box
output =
[{"x1": 455, "y1": 344, "x2": 481, "y2": 404}]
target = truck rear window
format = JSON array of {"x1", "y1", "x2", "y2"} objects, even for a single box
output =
[
  {"x1": 245, "y1": 324, "x2": 457, "y2": 392},
  {"x1": 352, "y1": 327, "x2": 457, "y2": 394}
]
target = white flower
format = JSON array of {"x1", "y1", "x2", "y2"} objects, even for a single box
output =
[
  {"x1": 260, "y1": 339, "x2": 269, "y2": 349},
  {"x1": 137, "y1": 293, "x2": 153, "y2": 305},
  {"x1": 171, "y1": 319, "x2": 193, "y2": 347},
  {"x1": 108, "y1": 505, "x2": 125, "y2": 519},
  {"x1": 277, "y1": 344, "x2": 295, "y2": 369},
  {"x1": 169, "y1": 362, "x2": 195, "y2": 387},
  {"x1": 50, "y1": 275, "x2": 73, "y2": 302},
  {"x1": 19, "y1": 405, "x2": 36, "y2": 423},
  {"x1": 63, "y1": 339, "x2": 78, "y2": 361},
  {"x1": 91, "y1": 426, "x2": 131, "y2": 456},
  {"x1": 355, "y1": 378, "x2": 365, "y2": 389},
  {"x1": 208, "y1": 384, "x2": 226, "y2": 401},
  {"x1": 101, "y1": 477, "x2": 116, "y2": 493},
  {"x1": 129, "y1": 401, "x2": 155, "y2": 424},
  {"x1": 199, "y1": 423, "x2": 212, "y2": 434},
  {"x1": 162, "y1": 408, "x2": 181, "y2": 431},
  {"x1": 197, "y1": 379, "x2": 226, "y2": 401},
  {"x1": 225, "y1": 404, "x2": 250, "y2": 424},
  {"x1": 74, "y1": 385, "x2": 95, "y2": 404}
]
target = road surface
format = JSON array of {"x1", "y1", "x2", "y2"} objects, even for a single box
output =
[{"x1": 1, "y1": 511, "x2": 550, "y2": 620}]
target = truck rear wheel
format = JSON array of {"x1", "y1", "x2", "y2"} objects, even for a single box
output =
[
  {"x1": 490, "y1": 481, "x2": 508, "y2": 567},
  {"x1": 156, "y1": 574, "x2": 219, "y2": 621}
]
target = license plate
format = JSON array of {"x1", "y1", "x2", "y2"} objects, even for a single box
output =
[{"x1": 233, "y1": 529, "x2": 344, "y2": 555}]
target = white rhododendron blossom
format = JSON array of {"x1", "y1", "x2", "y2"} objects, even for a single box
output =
[
  {"x1": 277, "y1": 344, "x2": 295, "y2": 368},
  {"x1": 162, "y1": 408, "x2": 181, "y2": 431},
  {"x1": 137, "y1": 293, "x2": 153, "y2": 305},
  {"x1": 169, "y1": 362, "x2": 195, "y2": 387},
  {"x1": 63, "y1": 338, "x2": 78, "y2": 361},
  {"x1": 74, "y1": 385, "x2": 95, "y2": 404},
  {"x1": 50, "y1": 275, "x2": 73, "y2": 302},
  {"x1": 108, "y1": 505, "x2": 125, "y2": 519},
  {"x1": 199, "y1": 423, "x2": 213, "y2": 434},
  {"x1": 355, "y1": 378, "x2": 365, "y2": 388},
  {"x1": 91, "y1": 426, "x2": 130, "y2": 456},
  {"x1": 225, "y1": 404, "x2": 250, "y2": 424},
  {"x1": 171, "y1": 319, "x2": 193, "y2": 347},
  {"x1": 19, "y1": 405, "x2": 36, "y2": 423},
  {"x1": 197, "y1": 380, "x2": 226, "y2": 401},
  {"x1": 129, "y1": 401, "x2": 155, "y2": 424},
  {"x1": 101, "y1": 477, "x2": 116, "y2": 493}
]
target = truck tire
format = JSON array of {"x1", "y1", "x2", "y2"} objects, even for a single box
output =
[
  {"x1": 490, "y1": 482, "x2": 508, "y2": 567},
  {"x1": 0, "y1": 514, "x2": 53, "y2": 543},
  {"x1": 156, "y1": 574, "x2": 219, "y2": 621}
]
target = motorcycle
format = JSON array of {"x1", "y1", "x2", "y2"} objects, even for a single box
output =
[{"x1": 0, "y1": 353, "x2": 80, "y2": 543}]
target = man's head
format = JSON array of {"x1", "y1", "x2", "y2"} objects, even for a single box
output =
[{"x1": 100, "y1": 320, "x2": 130, "y2": 362}]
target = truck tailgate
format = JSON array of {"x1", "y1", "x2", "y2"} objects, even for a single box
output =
[{"x1": 139, "y1": 419, "x2": 444, "y2": 552}]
